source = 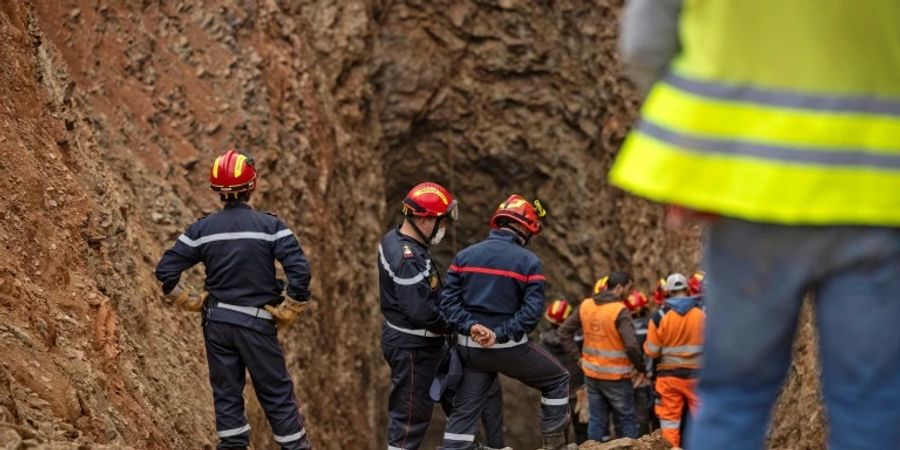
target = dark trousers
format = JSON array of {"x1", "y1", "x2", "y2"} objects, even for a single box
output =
[
  {"x1": 383, "y1": 343, "x2": 443, "y2": 450},
  {"x1": 442, "y1": 343, "x2": 570, "y2": 449},
  {"x1": 634, "y1": 385, "x2": 654, "y2": 436},
  {"x1": 569, "y1": 397, "x2": 589, "y2": 444},
  {"x1": 442, "y1": 377, "x2": 505, "y2": 448},
  {"x1": 585, "y1": 377, "x2": 639, "y2": 441},
  {"x1": 204, "y1": 321, "x2": 310, "y2": 450}
]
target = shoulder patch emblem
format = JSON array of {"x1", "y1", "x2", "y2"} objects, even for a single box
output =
[{"x1": 402, "y1": 245, "x2": 414, "y2": 259}]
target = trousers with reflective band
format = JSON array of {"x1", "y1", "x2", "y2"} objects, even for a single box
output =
[
  {"x1": 610, "y1": 1, "x2": 900, "y2": 226},
  {"x1": 644, "y1": 305, "x2": 705, "y2": 372},
  {"x1": 580, "y1": 301, "x2": 632, "y2": 381},
  {"x1": 655, "y1": 376, "x2": 699, "y2": 448}
]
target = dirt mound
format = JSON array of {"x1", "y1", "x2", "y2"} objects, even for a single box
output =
[
  {"x1": 0, "y1": 0, "x2": 822, "y2": 449},
  {"x1": 580, "y1": 431, "x2": 670, "y2": 450}
]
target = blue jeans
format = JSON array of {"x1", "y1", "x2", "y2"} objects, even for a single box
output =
[
  {"x1": 585, "y1": 377, "x2": 639, "y2": 440},
  {"x1": 689, "y1": 219, "x2": 900, "y2": 450}
]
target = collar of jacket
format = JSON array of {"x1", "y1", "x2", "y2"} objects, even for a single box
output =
[
  {"x1": 592, "y1": 291, "x2": 625, "y2": 305},
  {"x1": 223, "y1": 202, "x2": 252, "y2": 210},
  {"x1": 488, "y1": 228, "x2": 521, "y2": 245},
  {"x1": 394, "y1": 228, "x2": 429, "y2": 251}
]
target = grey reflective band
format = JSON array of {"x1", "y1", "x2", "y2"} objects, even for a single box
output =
[
  {"x1": 661, "y1": 355, "x2": 701, "y2": 366},
  {"x1": 217, "y1": 302, "x2": 274, "y2": 320},
  {"x1": 645, "y1": 341, "x2": 660, "y2": 353},
  {"x1": 541, "y1": 397, "x2": 569, "y2": 406},
  {"x1": 444, "y1": 432, "x2": 475, "y2": 442},
  {"x1": 217, "y1": 424, "x2": 251, "y2": 438},
  {"x1": 385, "y1": 320, "x2": 441, "y2": 338},
  {"x1": 273, "y1": 429, "x2": 306, "y2": 443},
  {"x1": 388, "y1": 446, "x2": 407, "y2": 450},
  {"x1": 665, "y1": 72, "x2": 900, "y2": 117},
  {"x1": 179, "y1": 229, "x2": 294, "y2": 247},
  {"x1": 636, "y1": 329, "x2": 647, "y2": 335},
  {"x1": 638, "y1": 119, "x2": 900, "y2": 170},
  {"x1": 582, "y1": 361, "x2": 632, "y2": 374},
  {"x1": 660, "y1": 419, "x2": 680, "y2": 429},
  {"x1": 457, "y1": 334, "x2": 528, "y2": 349},
  {"x1": 583, "y1": 347, "x2": 628, "y2": 358},
  {"x1": 378, "y1": 244, "x2": 431, "y2": 286},
  {"x1": 662, "y1": 344, "x2": 703, "y2": 355}
]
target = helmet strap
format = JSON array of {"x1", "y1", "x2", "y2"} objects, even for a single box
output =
[{"x1": 406, "y1": 215, "x2": 439, "y2": 248}]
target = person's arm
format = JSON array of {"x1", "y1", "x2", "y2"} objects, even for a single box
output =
[
  {"x1": 616, "y1": 309, "x2": 646, "y2": 373},
  {"x1": 440, "y1": 261, "x2": 477, "y2": 335},
  {"x1": 643, "y1": 314, "x2": 662, "y2": 359},
  {"x1": 272, "y1": 221, "x2": 311, "y2": 301},
  {"x1": 493, "y1": 261, "x2": 546, "y2": 343},
  {"x1": 557, "y1": 307, "x2": 583, "y2": 364},
  {"x1": 155, "y1": 224, "x2": 202, "y2": 295},
  {"x1": 619, "y1": 0, "x2": 683, "y2": 96},
  {"x1": 392, "y1": 257, "x2": 446, "y2": 331}
]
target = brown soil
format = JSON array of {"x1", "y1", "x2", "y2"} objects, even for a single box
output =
[{"x1": 0, "y1": 1, "x2": 823, "y2": 449}]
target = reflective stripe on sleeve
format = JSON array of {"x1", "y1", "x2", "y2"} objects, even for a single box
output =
[
  {"x1": 217, "y1": 424, "x2": 251, "y2": 438},
  {"x1": 378, "y1": 244, "x2": 431, "y2": 286},
  {"x1": 178, "y1": 229, "x2": 294, "y2": 247}
]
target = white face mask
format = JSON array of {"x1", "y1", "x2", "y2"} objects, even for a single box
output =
[{"x1": 431, "y1": 225, "x2": 446, "y2": 245}]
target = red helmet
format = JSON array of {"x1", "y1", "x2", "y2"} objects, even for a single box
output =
[
  {"x1": 209, "y1": 149, "x2": 257, "y2": 195},
  {"x1": 652, "y1": 278, "x2": 668, "y2": 305},
  {"x1": 592, "y1": 275, "x2": 609, "y2": 295},
  {"x1": 625, "y1": 291, "x2": 649, "y2": 312},
  {"x1": 689, "y1": 271, "x2": 706, "y2": 296},
  {"x1": 490, "y1": 195, "x2": 545, "y2": 235},
  {"x1": 402, "y1": 182, "x2": 458, "y2": 220},
  {"x1": 544, "y1": 299, "x2": 573, "y2": 326}
]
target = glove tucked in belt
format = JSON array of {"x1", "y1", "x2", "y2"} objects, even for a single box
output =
[{"x1": 265, "y1": 298, "x2": 309, "y2": 328}]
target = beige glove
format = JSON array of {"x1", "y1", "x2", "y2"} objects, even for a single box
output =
[
  {"x1": 574, "y1": 386, "x2": 590, "y2": 424},
  {"x1": 265, "y1": 298, "x2": 309, "y2": 328},
  {"x1": 166, "y1": 286, "x2": 204, "y2": 312}
]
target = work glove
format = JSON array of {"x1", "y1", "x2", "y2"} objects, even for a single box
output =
[
  {"x1": 574, "y1": 386, "x2": 590, "y2": 424},
  {"x1": 166, "y1": 286, "x2": 204, "y2": 312},
  {"x1": 265, "y1": 298, "x2": 309, "y2": 329}
]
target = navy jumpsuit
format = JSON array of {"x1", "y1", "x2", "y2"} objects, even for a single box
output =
[{"x1": 156, "y1": 202, "x2": 312, "y2": 449}]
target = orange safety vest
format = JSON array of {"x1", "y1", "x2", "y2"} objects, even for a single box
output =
[
  {"x1": 644, "y1": 307, "x2": 705, "y2": 371},
  {"x1": 580, "y1": 299, "x2": 633, "y2": 380}
]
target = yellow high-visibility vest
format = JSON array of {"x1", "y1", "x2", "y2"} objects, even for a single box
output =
[{"x1": 611, "y1": 1, "x2": 900, "y2": 225}]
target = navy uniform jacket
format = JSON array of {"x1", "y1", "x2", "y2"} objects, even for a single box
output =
[
  {"x1": 440, "y1": 229, "x2": 546, "y2": 344},
  {"x1": 378, "y1": 229, "x2": 447, "y2": 348},
  {"x1": 155, "y1": 202, "x2": 311, "y2": 334}
]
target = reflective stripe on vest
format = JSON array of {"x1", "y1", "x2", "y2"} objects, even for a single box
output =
[
  {"x1": 580, "y1": 300, "x2": 633, "y2": 380},
  {"x1": 660, "y1": 355, "x2": 701, "y2": 368},
  {"x1": 611, "y1": 2, "x2": 900, "y2": 226}
]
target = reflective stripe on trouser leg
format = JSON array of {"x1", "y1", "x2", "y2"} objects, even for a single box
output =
[
  {"x1": 656, "y1": 377, "x2": 689, "y2": 447},
  {"x1": 233, "y1": 325, "x2": 311, "y2": 450},
  {"x1": 383, "y1": 343, "x2": 443, "y2": 450},
  {"x1": 443, "y1": 369, "x2": 497, "y2": 449},
  {"x1": 204, "y1": 322, "x2": 251, "y2": 449}
]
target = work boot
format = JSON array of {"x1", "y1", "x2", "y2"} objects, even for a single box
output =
[{"x1": 539, "y1": 430, "x2": 576, "y2": 450}]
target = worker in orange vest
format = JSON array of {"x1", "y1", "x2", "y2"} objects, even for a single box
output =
[
  {"x1": 644, "y1": 273, "x2": 705, "y2": 449},
  {"x1": 559, "y1": 271, "x2": 646, "y2": 441}
]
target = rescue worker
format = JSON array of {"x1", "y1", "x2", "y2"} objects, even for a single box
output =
[
  {"x1": 625, "y1": 291, "x2": 654, "y2": 436},
  {"x1": 558, "y1": 271, "x2": 646, "y2": 441},
  {"x1": 379, "y1": 182, "x2": 458, "y2": 450},
  {"x1": 155, "y1": 149, "x2": 312, "y2": 450},
  {"x1": 539, "y1": 300, "x2": 589, "y2": 444},
  {"x1": 644, "y1": 274, "x2": 704, "y2": 449},
  {"x1": 615, "y1": 2, "x2": 900, "y2": 448},
  {"x1": 440, "y1": 195, "x2": 573, "y2": 450}
]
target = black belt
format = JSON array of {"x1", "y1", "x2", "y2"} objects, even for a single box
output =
[{"x1": 656, "y1": 368, "x2": 698, "y2": 379}]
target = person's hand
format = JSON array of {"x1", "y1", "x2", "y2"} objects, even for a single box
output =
[
  {"x1": 265, "y1": 298, "x2": 309, "y2": 329},
  {"x1": 469, "y1": 324, "x2": 496, "y2": 348},
  {"x1": 575, "y1": 386, "x2": 590, "y2": 423},
  {"x1": 166, "y1": 286, "x2": 204, "y2": 312},
  {"x1": 632, "y1": 371, "x2": 647, "y2": 388}
]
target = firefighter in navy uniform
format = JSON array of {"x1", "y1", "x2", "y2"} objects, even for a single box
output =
[
  {"x1": 155, "y1": 149, "x2": 313, "y2": 450},
  {"x1": 440, "y1": 195, "x2": 573, "y2": 450},
  {"x1": 379, "y1": 182, "x2": 459, "y2": 450}
]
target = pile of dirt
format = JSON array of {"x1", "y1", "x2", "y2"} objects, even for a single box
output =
[
  {"x1": 580, "y1": 431, "x2": 670, "y2": 450},
  {"x1": 0, "y1": 0, "x2": 823, "y2": 449}
]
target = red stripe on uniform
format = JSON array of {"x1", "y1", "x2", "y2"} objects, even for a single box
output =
[{"x1": 449, "y1": 265, "x2": 545, "y2": 283}]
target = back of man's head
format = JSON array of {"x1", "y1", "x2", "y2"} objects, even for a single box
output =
[{"x1": 606, "y1": 271, "x2": 632, "y2": 291}]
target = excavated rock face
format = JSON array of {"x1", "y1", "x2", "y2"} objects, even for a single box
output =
[{"x1": 0, "y1": 0, "x2": 822, "y2": 449}]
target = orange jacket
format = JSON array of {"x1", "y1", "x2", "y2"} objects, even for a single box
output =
[{"x1": 644, "y1": 296, "x2": 705, "y2": 371}]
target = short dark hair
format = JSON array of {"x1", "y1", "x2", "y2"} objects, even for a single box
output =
[
  {"x1": 221, "y1": 191, "x2": 251, "y2": 203},
  {"x1": 606, "y1": 271, "x2": 632, "y2": 290}
]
